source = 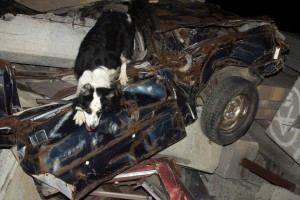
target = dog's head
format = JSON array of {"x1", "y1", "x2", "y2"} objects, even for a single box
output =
[{"x1": 73, "y1": 83, "x2": 115, "y2": 130}]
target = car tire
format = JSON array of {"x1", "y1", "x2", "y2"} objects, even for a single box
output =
[{"x1": 200, "y1": 76, "x2": 259, "y2": 145}]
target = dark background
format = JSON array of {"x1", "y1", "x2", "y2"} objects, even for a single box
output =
[{"x1": 207, "y1": 0, "x2": 299, "y2": 33}]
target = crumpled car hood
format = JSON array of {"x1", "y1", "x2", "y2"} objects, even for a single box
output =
[
  {"x1": 4, "y1": 68, "x2": 187, "y2": 199},
  {"x1": 152, "y1": 1, "x2": 273, "y2": 32}
]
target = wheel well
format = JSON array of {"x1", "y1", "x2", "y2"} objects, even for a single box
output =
[
  {"x1": 196, "y1": 66, "x2": 262, "y2": 106},
  {"x1": 210, "y1": 66, "x2": 262, "y2": 86}
]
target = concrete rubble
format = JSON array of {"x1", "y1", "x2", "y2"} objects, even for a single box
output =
[
  {"x1": 0, "y1": 149, "x2": 41, "y2": 200},
  {"x1": 0, "y1": 14, "x2": 95, "y2": 68},
  {"x1": 15, "y1": 0, "x2": 100, "y2": 13},
  {"x1": 256, "y1": 183, "x2": 300, "y2": 200},
  {"x1": 216, "y1": 139, "x2": 259, "y2": 179}
]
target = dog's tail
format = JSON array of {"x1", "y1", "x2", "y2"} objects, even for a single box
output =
[{"x1": 128, "y1": 0, "x2": 152, "y2": 32}]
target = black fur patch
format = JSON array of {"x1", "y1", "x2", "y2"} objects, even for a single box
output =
[
  {"x1": 73, "y1": 86, "x2": 115, "y2": 114},
  {"x1": 74, "y1": 11, "x2": 135, "y2": 79}
]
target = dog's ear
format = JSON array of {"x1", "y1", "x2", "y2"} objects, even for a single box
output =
[
  {"x1": 97, "y1": 87, "x2": 115, "y2": 99},
  {"x1": 81, "y1": 83, "x2": 94, "y2": 96},
  {"x1": 72, "y1": 97, "x2": 83, "y2": 110},
  {"x1": 97, "y1": 88, "x2": 115, "y2": 112}
]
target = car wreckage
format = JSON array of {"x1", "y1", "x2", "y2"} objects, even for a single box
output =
[{"x1": 0, "y1": 0, "x2": 288, "y2": 199}]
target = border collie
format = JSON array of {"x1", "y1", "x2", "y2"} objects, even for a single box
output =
[{"x1": 73, "y1": 7, "x2": 135, "y2": 130}]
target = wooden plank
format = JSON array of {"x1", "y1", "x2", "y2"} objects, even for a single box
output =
[
  {"x1": 241, "y1": 158, "x2": 296, "y2": 192},
  {"x1": 282, "y1": 31, "x2": 300, "y2": 73}
]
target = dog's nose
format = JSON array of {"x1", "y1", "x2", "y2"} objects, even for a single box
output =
[{"x1": 89, "y1": 123, "x2": 98, "y2": 130}]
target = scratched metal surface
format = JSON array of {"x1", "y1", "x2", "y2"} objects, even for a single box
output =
[
  {"x1": 14, "y1": 69, "x2": 186, "y2": 199},
  {"x1": 147, "y1": 1, "x2": 288, "y2": 88}
]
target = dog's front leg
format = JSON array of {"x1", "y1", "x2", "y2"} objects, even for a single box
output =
[
  {"x1": 73, "y1": 109, "x2": 86, "y2": 126},
  {"x1": 119, "y1": 54, "x2": 128, "y2": 85}
]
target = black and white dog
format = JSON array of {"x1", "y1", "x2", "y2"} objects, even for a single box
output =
[{"x1": 73, "y1": 4, "x2": 137, "y2": 130}]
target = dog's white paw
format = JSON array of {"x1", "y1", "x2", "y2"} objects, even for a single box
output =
[
  {"x1": 119, "y1": 75, "x2": 128, "y2": 86},
  {"x1": 73, "y1": 110, "x2": 86, "y2": 126}
]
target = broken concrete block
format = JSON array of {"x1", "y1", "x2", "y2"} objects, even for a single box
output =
[
  {"x1": 0, "y1": 14, "x2": 95, "y2": 68},
  {"x1": 0, "y1": 149, "x2": 41, "y2": 200},
  {"x1": 216, "y1": 139, "x2": 259, "y2": 178},
  {"x1": 266, "y1": 77, "x2": 300, "y2": 165},
  {"x1": 157, "y1": 110, "x2": 222, "y2": 173},
  {"x1": 248, "y1": 121, "x2": 300, "y2": 182},
  {"x1": 0, "y1": 149, "x2": 18, "y2": 200},
  {"x1": 15, "y1": 0, "x2": 99, "y2": 13},
  {"x1": 256, "y1": 183, "x2": 300, "y2": 200}
]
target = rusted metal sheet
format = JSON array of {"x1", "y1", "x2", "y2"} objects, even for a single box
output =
[
  {"x1": 151, "y1": 20, "x2": 288, "y2": 88},
  {"x1": 144, "y1": 159, "x2": 194, "y2": 200},
  {"x1": 139, "y1": 1, "x2": 288, "y2": 92},
  {"x1": 12, "y1": 64, "x2": 74, "y2": 80},
  {"x1": 91, "y1": 158, "x2": 195, "y2": 200},
  {"x1": 11, "y1": 69, "x2": 186, "y2": 199},
  {"x1": 152, "y1": 2, "x2": 272, "y2": 32}
]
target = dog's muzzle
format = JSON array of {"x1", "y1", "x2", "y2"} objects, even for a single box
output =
[{"x1": 84, "y1": 112, "x2": 103, "y2": 131}]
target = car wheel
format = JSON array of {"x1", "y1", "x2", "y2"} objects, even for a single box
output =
[{"x1": 200, "y1": 76, "x2": 258, "y2": 145}]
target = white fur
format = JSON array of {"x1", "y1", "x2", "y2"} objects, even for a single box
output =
[
  {"x1": 74, "y1": 60, "x2": 129, "y2": 128},
  {"x1": 73, "y1": 107, "x2": 86, "y2": 126},
  {"x1": 126, "y1": 14, "x2": 132, "y2": 24},
  {"x1": 119, "y1": 54, "x2": 129, "y2": 85},
  {"x1": 73, "y1": 90, "x2": 102, "y2": 128},
  {"x1": 76, "y1": 70, "x2": 92, "y2": 95},
  {"x1": 76, "y1": 68, "x2": 112, "y2": 95},
  {"x1": 87, "y1": 91, "x2": 102, "y2": 127},
  {"x1": 74, "y1": 66, "x2": 122, "y2": 128},
  {"x1": 74, "y1": 68, "x2": 111, "y2": 127}
]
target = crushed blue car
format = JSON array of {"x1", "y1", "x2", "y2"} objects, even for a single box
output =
[{"x1": 0, "y1": 0, "x2": 288, "y2": 199}]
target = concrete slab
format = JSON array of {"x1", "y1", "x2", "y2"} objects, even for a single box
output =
[
  {"x1": 156, "y1": 108, "x2": 222, "y2": 173},
  {"x1": 0, "y1": 149, "x2": 18, "y2": 200},
  {"x1": 0, "y1": 14, "x2": 95, "y2": 68},
  {"x1": 248, "y1": 121, "x2": 300, "y2": 184},
  {"x1": 256, "y1": 183, "x2": 300, "y2": 200},
  {"x1": 204, "y1": 172, "x2": 260, "y2": 200},
  {"x1": 0, "y1": 149, "x2": 41, "y2": 200},
  {"x1": 15, "y1": 0, "x2": 99, "y2": 13},
  {"x1": 266, "y1": 77, "x2": 300, "y2": 165},
  {"x1": 215, "y1": 139, "x2": 259, "y2": 179}
]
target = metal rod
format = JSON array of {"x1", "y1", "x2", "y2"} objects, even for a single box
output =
[{"x1": 240, "y1": 158, "x2": 296, "y2": 191}]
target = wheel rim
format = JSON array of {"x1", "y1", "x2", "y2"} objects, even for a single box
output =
[{"x1": 220, "y1": 95, "x2": 249, "y2": 132}]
